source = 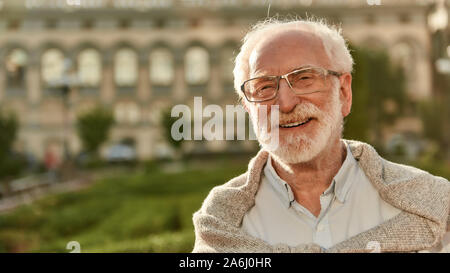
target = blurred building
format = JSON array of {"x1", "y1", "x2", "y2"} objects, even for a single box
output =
[{"x1": 0, "y1": 0, "x2": 447, "y2": 160}]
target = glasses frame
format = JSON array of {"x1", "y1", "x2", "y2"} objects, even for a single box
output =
[{"x1": 241, "y1": 66, "x2": 342, "y2": 103}]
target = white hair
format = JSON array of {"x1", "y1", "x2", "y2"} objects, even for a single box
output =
[{"x1": 233, "y1": 17, "x2": 353, "y2": 99}]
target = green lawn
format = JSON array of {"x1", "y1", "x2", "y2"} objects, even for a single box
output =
[
  {"x1": 0, "y1": 156, "x2": 251, "y2": 253},
  {"x1": 1, "y1": 151, "x2": 447, "y2": 253}
]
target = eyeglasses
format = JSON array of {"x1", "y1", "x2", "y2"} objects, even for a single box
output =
[{"x1": 241, "y1": 66, "x2": 342, "y2": 102}]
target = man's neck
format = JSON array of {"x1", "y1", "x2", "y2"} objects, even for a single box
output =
[{"x1": 271, "y1": 137, "x2": 347, "y2": 217}]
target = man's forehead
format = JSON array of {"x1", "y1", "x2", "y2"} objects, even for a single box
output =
[
  {"x1": 254, "y1": 29, "x2": 323, "y2": 50},
  {"x1": 249, "y1": 29, "x2": 329, "y2": 76}
]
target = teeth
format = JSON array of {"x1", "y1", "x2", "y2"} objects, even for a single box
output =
[{"x1": 280, "y1": 118, "x2": 311, "y2": 128}]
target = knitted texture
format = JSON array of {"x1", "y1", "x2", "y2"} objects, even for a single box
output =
[{"x1": 192, "y1": 140, "x2": 450, "y2": 253}]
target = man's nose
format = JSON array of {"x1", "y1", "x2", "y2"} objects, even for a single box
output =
[{"x1": 276, "y1": 78, "x2": 299, "y2": 113}]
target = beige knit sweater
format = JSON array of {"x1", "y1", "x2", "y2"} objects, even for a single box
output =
[{"x1": 192, "y1": 140, "x2": 450, "y2": 253}]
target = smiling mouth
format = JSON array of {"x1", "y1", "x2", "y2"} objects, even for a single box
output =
[{"x1": 279, "y1": 118, "x2": 313, "y2": 128}]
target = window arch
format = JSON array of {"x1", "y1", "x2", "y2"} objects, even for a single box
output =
[
  {"x1": 390, "y1": 42, "x2": 415, "y2": 71},
  {"x1": 149, "y1": 47, "x2": 174, "y2": 86},
  {"x1": 5, "y1": 48, "x2": 28, "y2": 89},
  {"x1": 41, "y1": 48, "x2": 65, "y2": 86},
  {"x1": 114, "y1": 48, "x2": 138, "y2": 87},
  {"x1": 390, "y1": 41, "x2": 417, "y2": 93},
  {"x1": 185, "y1": 46, "x2": 209, "y2": 85},
  {"x1": 78, "y1": 48, "x2": 102, "y2": 87},
  {"x1": 114, "y1": 101, "x2": 140, "y2": 124}
]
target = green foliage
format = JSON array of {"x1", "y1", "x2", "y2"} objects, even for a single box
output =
[
  {"x1": 383, "y1": 142, "x2": 450, "y2": 180},
  {"x1": 161, "y1": 108, "x2": 185, "y2": 157},
  {"x1": 0, "y1": 110, "x2": 18, "y2": 158},
  {"x1": 76, "y1": 107, "x2": 114, "y2": 157},
  {"x1": 0, "y1": 157, "x2": 249, "y2": 252},
  {"x1": 0, "y1": 154, "x2": 26, "y2": 182},
  {"x1": 83, "y1": 230, "x2": 195, "y2": 253},
  {"x1": 344, "y1": 46, "x2": 407, "y2": 145},
  {"x1": 0, "y1": 110, "x2": 21, "y2": 180},
  {"x1": 0, "y1": 153, "x2": 446, "y2": 252},
  {"x1": 419, "y1": 99, "x2": 446, "y2": 154}
]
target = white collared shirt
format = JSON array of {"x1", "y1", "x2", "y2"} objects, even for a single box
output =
[{"x1": 241, "y1": 141, "x2": 402, "y2": 249}]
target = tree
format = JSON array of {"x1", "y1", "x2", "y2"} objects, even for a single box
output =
[
  {"x1": 0, "y1": 110, "x2": 18, "y2": 159},
  {"x1": 0, "y1": 109, "x2": 22, "y2": 183},
  {"x1": 344, "y1": 45, "x2": 407, "y2": 148},
  {"x1": 161, "y1": 108, "x2": 185, "y2": 160},
  {"x1": 419, "y1": 99, "x2": 447, "y2": 160},
  {"x1": 76, "y1": 107, "x2": 114, "y2": 158}
]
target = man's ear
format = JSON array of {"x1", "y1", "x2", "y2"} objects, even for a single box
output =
[{"x1": 339, "y1": 73, "x2": 352, "y2": 118}]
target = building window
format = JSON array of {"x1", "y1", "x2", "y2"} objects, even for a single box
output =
[
  {"x1": 82, "y1": 19, "x2": 94, "y2": 30},
  {"x1": 399, "y1": 13, "x2": 411, "y2": 24},
  {"x1": 119, "y1": 19, "x2": 130, "y2": 29},
  {"x1": 390, "y1": 42, "x2": 416, "y2": 92},
  {"x1": 114, "y1": 102, "x2": 140, "y2": 124},
  {"x1": 41, "y1": 48, "x2": 65, "y2": 86},
  {"x1": 391, "y1": 42, "x2": 414, "y2": 70},
  {"x1": 149, "y1": 48, "x2": 174, "y2": 86},
  {"x1": 5, "y1": 48, "x2": 28, "y2": 89},
  {"x1": 185, "y1": 46, "x2": 209, "y2": 85},
  {"x1": 155, "y1": 19, "x2": 166, "y2": 29},
  {"x1": 114, "y1": 48, "x2": 138, "y2": 87},
  {"x1": 8, "y1": 19, "x2": 21, "y2": 30},
  {"x1": 78, "y1": 48, "x2": 102, "y2": 87},
  {"x1": 366, "y1": 14, "x2": 375, "y2": 25},
  {"x1": 189, "y1": 18, "x2": 200, "y2": 28},
  {"x1": 45, "y1": 19, "x2": 57, "y2": 29}
]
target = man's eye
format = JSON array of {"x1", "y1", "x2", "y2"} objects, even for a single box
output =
[
  {"x1": 254, "y1": 82, "x2": 275, "y2": 91},
  {"x1": 290, "y1": 73, "x2": 319, "y2": 85},
  {"x1": 260, "y1": 85, "x2": 274, "y2": 90}
]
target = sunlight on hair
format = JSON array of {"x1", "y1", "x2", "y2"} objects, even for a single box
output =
[{"x1": 233, "y1": 16, "x2": 353, "y2": 100}]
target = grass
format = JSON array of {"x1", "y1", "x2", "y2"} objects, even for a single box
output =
[
  {"x1": 1, "y1": 151, "x2": 447, "y2": 253},
  {"x1": 0, "y1": 155, "x2": 252, "y2": 253}
]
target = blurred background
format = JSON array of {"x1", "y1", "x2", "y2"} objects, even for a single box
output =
[{"x1": 0, "y1": 0, "x2": 449, "y2": 252}]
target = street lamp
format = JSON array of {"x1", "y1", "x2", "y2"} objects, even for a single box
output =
[
  {"x1": 427, "y1": 0, "x2": 450, "y2": 160},
  {"x1": 49, "y1": 58, "x2": 79, "y2": 163},
  {"x1": 428, "y1": 0, "x2": 448, "y2": 33},
  {"x1": 428, "y1": 0, "x2": 450, "y2": 74}
]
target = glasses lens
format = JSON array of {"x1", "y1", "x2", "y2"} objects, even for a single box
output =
[
  {"x1": 244, "y1": 77, "x2": 277, "y2": 101},
  {"x1": 287, "y1": 68, "x2": 327, "y2": 94}
]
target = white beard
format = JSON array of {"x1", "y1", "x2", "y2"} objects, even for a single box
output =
[{"x1": 250, "y1": 84, "x2": 343, "y2": 164}]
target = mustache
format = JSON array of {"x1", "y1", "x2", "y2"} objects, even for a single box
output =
[{"x1": 278, "y1": 102, "x2": 322, "y2": 125}]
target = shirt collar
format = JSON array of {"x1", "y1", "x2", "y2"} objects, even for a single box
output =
[
  {"x1": 263, "y1": 140, "x2": 357, "y2": 208},
  {"x1": 264, "y1": 155, "x2": 295, "y2": 208},
  {"x1": 333, "y1": 141, "x2": 356, "y2": 203}
]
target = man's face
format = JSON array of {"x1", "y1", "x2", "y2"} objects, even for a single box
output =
[{"x1": 244, "y1": 30, "x2": 349, "y2": 164}]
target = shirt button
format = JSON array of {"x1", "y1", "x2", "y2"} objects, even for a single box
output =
[{"x1": 317, "y1": 224, "x2": 325, "y2": 232}]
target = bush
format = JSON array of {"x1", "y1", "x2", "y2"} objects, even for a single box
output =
[
  {"x1": 76, "y1": 106, "x2": 114, "y2": 158},
  {"x1": 0, "y1": 110, "x2": 19, "y2": 180},
  {"x1": 161, "y1": 107, "x2": 185, "y2": 160},
  {"x1": 419, "y1": 100, "x2": 448, "y2": 160},
  {"x1": 0, "y1": 156, "x2": 248, "y2": 252},
  {"x1": 344, "y1": 45, "x2": 407, "y2": 146}
]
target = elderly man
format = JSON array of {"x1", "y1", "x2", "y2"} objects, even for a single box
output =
[{"x1": 192, "y1": 19, "x2": 450, "y2": 253}]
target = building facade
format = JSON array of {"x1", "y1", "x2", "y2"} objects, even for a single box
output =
[{"x1": 0, "y1": 0, "x2": 445, "y2": 160}]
